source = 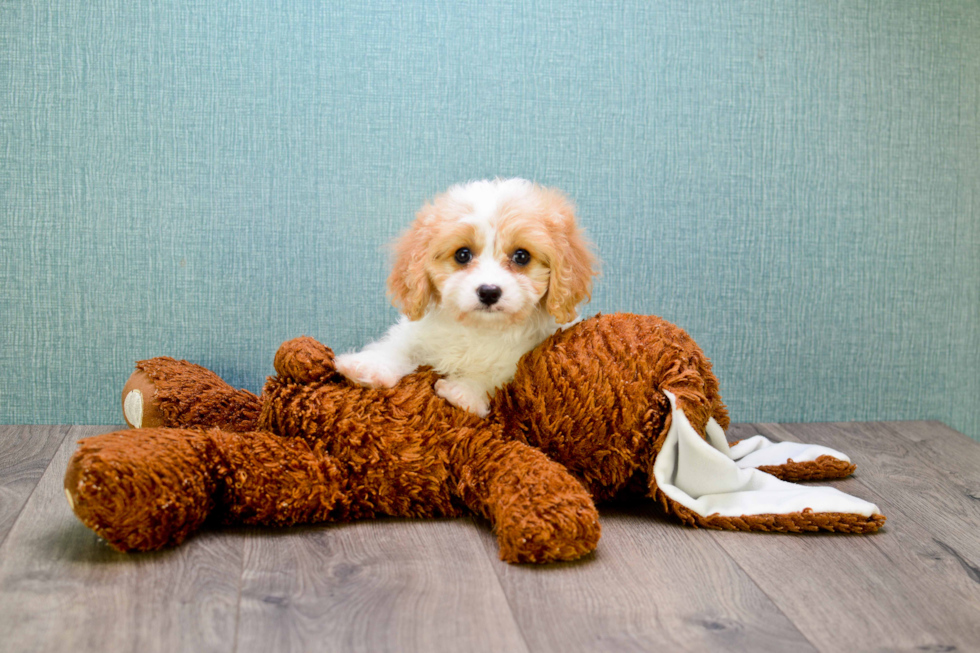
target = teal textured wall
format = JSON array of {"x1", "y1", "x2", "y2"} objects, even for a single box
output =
[{"x1": 2, "y1": 1, "x2": 978, "y2": 439}]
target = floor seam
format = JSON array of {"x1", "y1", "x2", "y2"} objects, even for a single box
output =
[
  {"x1": 472, "y1": 517, "x2": 535, "y2": 653},
  {"x1": 0, "y1": 425, "x2": 72, "y2": 553},
  {"x1": 230, "y1": 532, "x2": 247, "y2": 653}
]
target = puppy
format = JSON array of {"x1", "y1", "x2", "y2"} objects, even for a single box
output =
[{"x1": 336, "y1": 178, "x2": 597, "y2": 417}]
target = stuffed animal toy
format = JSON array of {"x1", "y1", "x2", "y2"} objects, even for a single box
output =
[{"x1": 64, "y1": 314, "x2": 885, "y2": 564}]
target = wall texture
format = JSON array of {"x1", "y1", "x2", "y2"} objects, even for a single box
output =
[{"x1": 2, "y1": 1, "x2": 978, "y2": 439}]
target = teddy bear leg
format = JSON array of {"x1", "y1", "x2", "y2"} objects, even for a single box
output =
[
  {"x1": 65, "y1": 427, "x2": 349, "y2": 551},
  {"x1": 453, "y1": 430, "x2": 601, "y2": 564},
  {"x1": 122, "y1": 357, "x2": 262, "y2": 432},
  {"x1": 65, "y1": 428, "x2": 223, "y2": 551}
]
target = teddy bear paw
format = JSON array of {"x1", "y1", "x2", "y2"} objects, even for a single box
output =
[
  {"x1": 495, "y1": 499, "x2": 601, "y2": 564},
  {"x1": 120, "y1": 369, "x2": 166, "y2": 429},
  {"x1": 64, "y1": 428, "x2": 216, "y2": 551},
  {"x1": 274, "y1": 336, "x2": 337, "y2": 384}
]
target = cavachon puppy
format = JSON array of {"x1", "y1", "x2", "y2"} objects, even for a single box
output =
[{"x1": 336, "y1": 179, "x2": 597, "y2": 416}]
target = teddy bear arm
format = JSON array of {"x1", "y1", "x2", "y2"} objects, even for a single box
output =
[
  {"x1": 123, "y1": 357, "x2": 262, "y2": 432},
  {"x1": 273, "y1": 336, "x2": 339, "y2": 385},
  {"x1": 451, "y1": 429, "x2": 600, "y2": 564}
]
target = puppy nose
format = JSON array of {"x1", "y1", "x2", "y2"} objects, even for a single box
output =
[{"x1": 477, "y1": 284, "x2": 502, "y2": 306}]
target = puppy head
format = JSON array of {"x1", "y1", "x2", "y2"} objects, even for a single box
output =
[{"x1": 388, "y1": 179, "x2": 597, "y2": 326}]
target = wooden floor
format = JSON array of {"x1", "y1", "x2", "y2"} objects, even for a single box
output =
[{"x1": 1, "y1": 421, "x2": 979, "y2": 652}]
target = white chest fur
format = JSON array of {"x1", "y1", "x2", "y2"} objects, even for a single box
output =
[{"x1": 410, "y1": 307, "x2": 560, "y2": 390}]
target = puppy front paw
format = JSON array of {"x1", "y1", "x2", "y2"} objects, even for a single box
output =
[
  {"x1": 335, "y1": 351, "x2": 405, "y2": 388},
  {"x1": 435, "y1": 378, "x2": 491, "y2": 417}
]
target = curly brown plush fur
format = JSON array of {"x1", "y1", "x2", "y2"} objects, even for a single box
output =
[{"x1": 65, "y1": 313, "x2": 881, "y2": 564}]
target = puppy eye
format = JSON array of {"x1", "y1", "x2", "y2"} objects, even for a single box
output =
[
  {"x1": 454, "y1": 247, "x2": 472, "y2": 264},
  {"x1": 511, "y1": 249, "x2": 531, "y2": 266}
]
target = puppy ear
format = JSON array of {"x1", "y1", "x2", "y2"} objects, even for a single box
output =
[
  {"x1": 540, "y1": 189, "x2": 598, "y2": 324},
  {"x1": 387, "y1": 214, "x2": 434, "y2": 321}
]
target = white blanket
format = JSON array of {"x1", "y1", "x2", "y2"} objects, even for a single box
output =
[{"x1": 652, "y1": 391, "x2": 880, "y2": 518}]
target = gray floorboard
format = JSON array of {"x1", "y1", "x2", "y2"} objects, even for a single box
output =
[
  {"x1": 236, "y1": 518, "x2": 528, "y2": 653},
  {"x1": 1, "y1": 421, "x2": 978, "y2": 652},
  {"x1": 0, "y1": 425, "x2": 70, "y2": 546}
]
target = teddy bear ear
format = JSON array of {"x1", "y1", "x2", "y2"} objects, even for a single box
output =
[
  {"x1": 387, "y1": 213, "x2": 435, "y2": 320},
  {"x1": 539, "y1": 188, "x2": 598, "y2": 324}
]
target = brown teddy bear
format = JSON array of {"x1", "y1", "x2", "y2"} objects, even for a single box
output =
[{"x1": 64, "y1": 313, "x2": 884, "y2": 564}]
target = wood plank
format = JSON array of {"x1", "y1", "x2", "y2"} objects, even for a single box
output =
[
  {"x1": 0, "y1": 425, "x2": 70, "y2": 546},
  {"x1": 881, "y1": 420, "x2": 980, "y2": 486},
  {"x1": 236, "y1": 516, "x2": 529, "y2": 653},
  {"x1": 715, "y1": 422, "x2": 980, "y2": 652},
  {"x1": 885, "y1": 420, "x2": 980, "y2": 451},
  {"x1": 478, "y1": 498, "x2": 818, "y2": 653},
  {"x1": 0, "y1": 426, "x2": 244, "y2": 653}
]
